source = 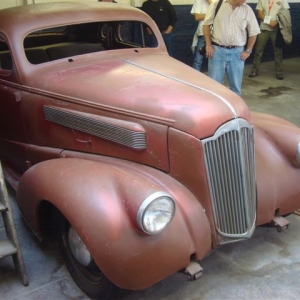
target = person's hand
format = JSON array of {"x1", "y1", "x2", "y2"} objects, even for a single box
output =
[
  {"x1": 205, "y1": 44, "x2": 215, "y2": 58},
  {"x1": 146, "y1": 27, "x2": 152, "y2": 35},
  {"x1": 269, "y1": 20, "x2": 278, "y2": 30},
  {"x1": 164, "y1": 26, "x2": 173, "y2": 34},
  {"x1": 240, "y1": 51, "x2": 251, "y2": 61}
]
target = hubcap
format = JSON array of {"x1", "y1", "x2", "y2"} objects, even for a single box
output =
[{"x1": 68, "y1": 226, "x2": 92, "y2": 266}]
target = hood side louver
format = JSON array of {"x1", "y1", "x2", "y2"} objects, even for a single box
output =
[{"x1": 44, "y1": 106, "x2": 147, "y2": 150}]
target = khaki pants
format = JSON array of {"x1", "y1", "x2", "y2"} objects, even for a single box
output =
[{"x1": 251, "y1": 29, "x2": 283, "y2": 74}]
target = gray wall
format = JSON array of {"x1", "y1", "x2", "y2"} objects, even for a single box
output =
[{"x1": 171, "y1": 3, "x2": 300, "y2": 69}]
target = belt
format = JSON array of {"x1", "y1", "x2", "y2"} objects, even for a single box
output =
[{"x1": 212, "y1": 42, "x2": 238, "y2": 49}]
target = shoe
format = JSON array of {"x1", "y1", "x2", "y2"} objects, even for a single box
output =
[
  {"x1": 276, "y1": 73, "x2": 284, "y2": 80},
  {"x1": 249, "y1": 71, "x2": 258, "y2": 78}
]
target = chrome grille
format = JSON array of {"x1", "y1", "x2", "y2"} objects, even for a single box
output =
[{"x1": 202, "y1": 119, "x2": 256, "y2": 238}]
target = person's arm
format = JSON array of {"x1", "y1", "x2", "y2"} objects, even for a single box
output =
[
  {"x1": 146, "y1": 27, "x2": 153, "y2": 35},
  {"x1": 203, "y1": 24, "x2": 214, "y2": 58},
  {"x1": 164, "y1": 25, "x2": 174, "y2": 34},
  {"x1": 194, "y1": 13, "x2": 206, "y2": 22},
  {"x1": 240, "y1": 35, "x2": 257, "y2": 61},
  {"x1": 164, "y1": 1, "x2": 177, "y2": 34},
  {"x1": 257, "y1": 9, "x2": 277, "y2": 29},
  {"x1": 193, "y1": 0, "x2": 212, "y2": 21},
  {"x1": 241, "y1": 6, "x2": 261, "y2": 61},
  {"x1": 257, "y1": 9, "x2": 265, "y2": 21},
  {"x1": 202, "y1": 0, "x2": 217, "y2": 58},
  {"x1": 246, "y1": 35, "x2": 257, "y2": 52},
  {"x1": 268, "y1": 20, "x2": 278, "y2": 29}
]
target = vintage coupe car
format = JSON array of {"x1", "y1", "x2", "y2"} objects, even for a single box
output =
[{"x1": 1, "y1": 2, "x2": 300, "y2": 299}]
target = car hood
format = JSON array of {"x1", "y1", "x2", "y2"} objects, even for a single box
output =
[{"x1": 27, "y1": 53, "x2": 251, "y2": 139}]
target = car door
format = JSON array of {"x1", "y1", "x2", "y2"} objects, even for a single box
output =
[{"x1": 0, "y1": 37, "x2": 29, "y2": 172}]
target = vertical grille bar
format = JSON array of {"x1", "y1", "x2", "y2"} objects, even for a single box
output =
[{"x1": 202, "y1": 119, "x2": 256, "y2": 238}]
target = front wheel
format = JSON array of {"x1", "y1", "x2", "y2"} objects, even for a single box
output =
[{"x1": 54, "y1": 211, "x2": 129, "y2": 300}]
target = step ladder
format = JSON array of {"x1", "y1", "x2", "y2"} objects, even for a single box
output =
[{"x1": 0, "y1": 161, "x2": 28, "y2": 286}]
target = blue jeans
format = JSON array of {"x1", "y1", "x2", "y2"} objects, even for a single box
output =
[
  {"x1": 208, "y1": 45, "x2": 244, "y2": 96},
  {"x1": 192, "y1": 35, "x2": 205, "y2": 71},
  {"x1": 161, "y1": 32, "x2": 174, "y2": 57}
]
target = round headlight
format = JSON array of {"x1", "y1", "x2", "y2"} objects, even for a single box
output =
[
  {"x1": 137, "y1": 192, "x2": 175, "y2": 235},
  {"x1": 296, "y1": 142, "x2": 300, "y2": 165}
]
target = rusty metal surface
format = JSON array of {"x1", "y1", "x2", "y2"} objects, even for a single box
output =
[
  {"x1": 0, "y1": 2, "x2": 300, "y2": 297},
  {"x1": 0, "y1": 51, "x2": 300, "y2": 300}
]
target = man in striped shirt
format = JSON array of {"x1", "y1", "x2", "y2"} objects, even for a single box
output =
[{"x1": 202, "y1": 0, "x2": 260, "y2": 95}]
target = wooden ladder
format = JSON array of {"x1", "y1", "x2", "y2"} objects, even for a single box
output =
[{"x1": 0, "y1": 161, "x2": 28, "y2": 286}]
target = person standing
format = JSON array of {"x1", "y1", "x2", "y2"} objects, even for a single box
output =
[
  {"x1": 142, "y1": 0, "x2": 177, "y2": 57},
  {"x1": 202, "y1": 0, "x2": 260, "y2": 96},
  {"x1": 249, "y1": 0, "x2": 290, "y2": 80},
  {"x1": 190, "y1": 0, "x2": 212, "y2": 71}
]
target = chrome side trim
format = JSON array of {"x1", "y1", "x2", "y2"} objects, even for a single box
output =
[
  {"x1": 44, "y1": 106, "x2": 147, "y2": 149},
  {"x1": 202, "y1": 119, "x2": 256, "y2": 239}
]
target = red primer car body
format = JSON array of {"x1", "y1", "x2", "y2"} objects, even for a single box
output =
[{"x1": 0, "y1": 2, "x2": 300, "y2": 299}]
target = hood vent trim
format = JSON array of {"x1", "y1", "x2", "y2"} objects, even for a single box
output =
[{"x1": 44, "y1": 106, "x2": 147, "y2": 150}]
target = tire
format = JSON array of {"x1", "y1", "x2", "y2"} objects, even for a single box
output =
[{"x1": 54, "y1": 210, "x2": 129, "y2": 300}]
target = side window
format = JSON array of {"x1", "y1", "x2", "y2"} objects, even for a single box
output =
[
  {"x1": 118, "y1": 21, "x2": 157, "y2": 48},
  {"x1": 0, "y1": 40, "x2": 12, "y2": 71},
  {"x1": 118, "y1": 21, "x2": 145, "y2": 47}
]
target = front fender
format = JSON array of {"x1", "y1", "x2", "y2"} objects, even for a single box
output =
[
  {"x1": 252, "y1": 112, "x2": 300, "y2": 225},
  {"x1": 17, "y1": 157, "x2": 212, "y2": 290}
]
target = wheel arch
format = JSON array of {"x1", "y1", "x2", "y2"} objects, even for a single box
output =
[
  {"x1": 37, "y1": 200, "x2": 58, "y2": 238},
  {"x1": 252, "y1": 112, "x2": 300, "y2": 224},
  {"x1": 17, "y1": 157, "x2": 212, "y2": 290}
]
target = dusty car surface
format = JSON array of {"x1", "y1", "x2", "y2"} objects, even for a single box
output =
[{"x1": 1, "y1": 2, "x2": 300, "y2": 299}]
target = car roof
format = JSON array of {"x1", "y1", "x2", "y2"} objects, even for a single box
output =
[{"x1": 0, "y1": 2, "x2": 150, "y2": 38}]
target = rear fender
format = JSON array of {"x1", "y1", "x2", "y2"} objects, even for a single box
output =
[{"x1": 17, "y1": 157, "x2": 212, "y2": 290}]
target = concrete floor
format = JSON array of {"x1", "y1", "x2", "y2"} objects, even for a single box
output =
[{"x1": 1, "y1": 57, "x2": 300, "y2": 300}]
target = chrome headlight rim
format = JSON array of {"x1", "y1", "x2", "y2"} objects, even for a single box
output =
[{"x1": 136, "y1": 191, "x2": 175, "y2": 235}]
